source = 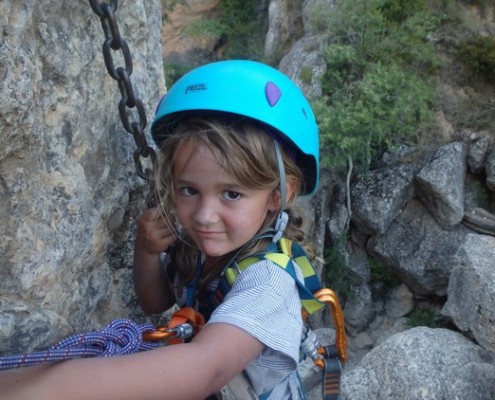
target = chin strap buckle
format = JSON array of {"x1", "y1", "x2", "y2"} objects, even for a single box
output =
[{"x1": 272, "y1": 211, "x2": 288, "y2": 243}]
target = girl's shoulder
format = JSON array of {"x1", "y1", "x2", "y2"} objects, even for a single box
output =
[{"x1": 230, "y1": 258, "x2": 301, "y2": 300}]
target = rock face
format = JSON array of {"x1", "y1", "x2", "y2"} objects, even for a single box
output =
[
  {"x1": 161, "y1": 0, "x2": 221, "y2": 64},
  {"x1": 0, "y1": 1, "x2": 164, "y2": 354}
]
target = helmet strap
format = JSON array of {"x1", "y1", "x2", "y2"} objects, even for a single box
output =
[{"x1": 272, "y1": 141, "x2": 288, "y2": 243}]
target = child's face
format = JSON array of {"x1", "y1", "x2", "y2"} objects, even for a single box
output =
[{"x1": 173, "y1": 141, "x2": 279, "y2": 258}]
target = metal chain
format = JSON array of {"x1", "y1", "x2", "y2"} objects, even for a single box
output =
[{"x1": 88, "y1": 0, "x2": 157, "y2": 183}]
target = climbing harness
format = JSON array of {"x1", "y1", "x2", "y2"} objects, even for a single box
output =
[
  {"x1": 162, "y1": 234, "x2": 347, "y2": 398},
  {"x1": 154, "y1": 236, "x2": 347, "y2": 399},
  {"x1": 88, "y1": 0, "x2": 158, "y2": 183},
  {"x1": 222, "y1": 237, "x2": 347, "y2": 400}
]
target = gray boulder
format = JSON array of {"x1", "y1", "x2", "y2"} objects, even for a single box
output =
[
  {"x1": 442, "y1": 233, "x2": 495, "y2": 357},
  {"x1": 368, "y1": 199, "x2": 468, "y2": 296},
  {"x1": 340, "y1": 327, "x2": 495, "y2": 400},
  {"x1": 415, "y1": 141, "x2": 466, "y2": 229}
]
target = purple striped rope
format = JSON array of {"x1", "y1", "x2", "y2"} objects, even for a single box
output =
[{"x1": 0, "y1": 319, "x2": 159, "y2": 371}]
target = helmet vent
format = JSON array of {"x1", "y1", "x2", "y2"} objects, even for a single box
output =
[
  {"x1": 265, "y1": 81, "x2": 282, "y2": 107},
  {"x1": 302, "y1": 107, "x2": 308, "y2": 119}
]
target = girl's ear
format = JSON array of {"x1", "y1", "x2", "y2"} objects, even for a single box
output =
[
  {"x1": 285, "y1": 177, "x2": 298, "y2": 203},
  {"x1": 268, "y1": 190, "x2": 281, "y2": 213},
  {"x1": 268, "y1": 177, "x2": 299, "y2": 212}
]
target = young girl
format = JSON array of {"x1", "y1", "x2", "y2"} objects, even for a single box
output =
[{"x1": 0, "y1": 60, "x2": 319, "y2": 399}]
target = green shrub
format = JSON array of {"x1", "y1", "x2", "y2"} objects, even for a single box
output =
[
  {"x1": 369, "y1": 258, "x2": 401, "y2": 288},
  {"x1": 182, "y1": 17, "x2": 223, "y2": 39},
  {"x1": 299, "y1": 66, "x2": 314, "y2": 85},
  {"x1": 315, "y1": 0, "x2": 439, "y2": 172},
  {"x1": 458, "y1": 35, "x2": 495, "y2": 84},
  {"x1": 315, "y1": 62, "x2": 435, "y2": 172},
  {"x1": 321, "y1": 45, "x2": 362, "y2": 92},
  {"x1": 216, "y1": 0, "x2": 266, "y2": 59},
  {"x1": 324, "y1": 236, "x2": 361, "y2": 299},
  {"x1": 378, "y1": 0, "x2": 427, "y2": 26},
  {"x1": 308, "y1": 3, "x2": 335, "y2": 33},
  {"x1": 164, "y1": 62, "x2": 191, "y2": 87},
  {"x1": 406, "y1": 307, "x2": 439, "y2": 328}
]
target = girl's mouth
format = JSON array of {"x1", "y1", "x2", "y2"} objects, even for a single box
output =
[{"x1": 196, "y1": 230, "x2": 222, "y2": 238}]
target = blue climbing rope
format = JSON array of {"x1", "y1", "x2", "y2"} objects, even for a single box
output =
[{"x1": 0, "y1": 319, "x2": 158, "y2": 371}]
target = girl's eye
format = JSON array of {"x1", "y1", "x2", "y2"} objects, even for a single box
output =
[
  {"x1": 223, "y1": 191, "x2": 242, "y2": 201},
  {"x1": 179, "y1": 187, "x2": 197, "y2": 197}
]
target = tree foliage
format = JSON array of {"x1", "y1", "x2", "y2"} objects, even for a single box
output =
[
  {"x1": 313, "y1": 0, "x2": 439, "y2": 172},
  {"x1": 183, "y1": 0, "x2": 265, "y2": 60},
  {"x1": 216, "y1": 0, "x2": 266, "y2": 59},
  {"x1": 459, "y1": 35, "x2": 495, "y2": 84}
]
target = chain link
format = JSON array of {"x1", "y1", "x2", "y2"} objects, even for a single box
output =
[{"x1": 88, "y1": 0, "x2": 158, "y2": 183}]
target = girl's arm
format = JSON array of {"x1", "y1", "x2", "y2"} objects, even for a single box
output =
[
  {"x1": 133, "y1": 207, "x2": 177, "y2": 314},
  {"x1": 0, "y1": 322, "x2": 264, "y2": 400}
]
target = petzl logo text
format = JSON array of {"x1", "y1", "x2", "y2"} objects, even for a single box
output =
[{"x1": 185, "y1": 83, "x2": 207, "y2": 94}]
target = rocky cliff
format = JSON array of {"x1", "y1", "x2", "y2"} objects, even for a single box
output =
[{"x1": 0, "y1": 0, "x2": 163, "y2": 351}]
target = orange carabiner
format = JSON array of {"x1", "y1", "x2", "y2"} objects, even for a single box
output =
[
  {"x1": 142, "y1": 326, "x2": 177, "y2": 342},
  {"x1": 313, "y1": 288, "x2": 348, "y2": 364},
  {"x1": 142, "y1": 307, "x2": 205, "y2": 344}
]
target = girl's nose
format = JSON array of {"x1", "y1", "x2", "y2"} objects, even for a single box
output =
[{"x1": 193, "y1": 197, "x2": 219, "y2": 226}]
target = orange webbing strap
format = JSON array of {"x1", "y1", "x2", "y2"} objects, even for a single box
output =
[
  {"x1": 142, "y1": 307, "x2": 205, "y2": 344},
  {"x1": 322, "y1": 357, "x2": 342, "y2": 400}
]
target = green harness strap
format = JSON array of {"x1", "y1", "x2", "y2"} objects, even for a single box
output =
[{"x1": 224, "y1": 237, "x2": 325, "y2": 316}]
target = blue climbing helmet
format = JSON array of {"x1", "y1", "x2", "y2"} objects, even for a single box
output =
[{"x1": 151, "y1": 60, "x2": 319, "y2": 194}]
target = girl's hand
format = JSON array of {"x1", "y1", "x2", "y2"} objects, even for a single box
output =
[
  {"x1": 133, "y1": 207, "x2": 177, "y2": 314},
  {"x1": 135, "y1": 207, "x2": 176, "y2": 255}
]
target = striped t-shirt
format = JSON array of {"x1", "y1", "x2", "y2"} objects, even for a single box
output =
[{"x1": 207, "y1": 259, "x2": 305, "y2": 399}]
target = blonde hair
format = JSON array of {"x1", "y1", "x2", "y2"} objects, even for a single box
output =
[{"x1": 153, "y1": 115, "x2": 306, "y2": 297}]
